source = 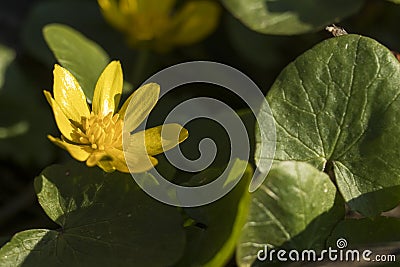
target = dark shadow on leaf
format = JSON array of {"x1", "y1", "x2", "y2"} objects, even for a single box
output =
[
  {"x1": 347, "y1": 186, "x2": 400, "y2": 218},
  {"x1": 175, "y1": 165, "x2": 251, "y2": 266},
  {"x1": 19, "y1": 161, "x2": 186, "y2": 267}
]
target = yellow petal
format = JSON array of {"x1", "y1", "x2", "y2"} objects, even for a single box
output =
[
  {"x1": 130, "y1": 155, "x2": 158, "y2": 173},
  {"x1": 86, "y1": 151, "x2": 108, "y2": 167},
  {"x1": 98, "y1": 0, "x2": 127, "y2": 31},
  {"x1": 103, "y1": 147, "x2": 129, "y2": 172},
  {"x1": 119, "y1": 83, "x2": 160, "y2": 131},
  {"x1": 48, "y1": 135, "x2": 91, "y2": 161},
  {"x1": 44, "y1": 90, "x2": 78, "y2": 142},
  {"x1": 96, "y1": 159, "x2": 117, "y2": 172},
  {"x1": 53, "y1": 65, "x2": 90, "y2": 124},
  {"x1": 92, "y1": 61, "x2": 123, "y2": 117},
  {"x1": 99, "y1": 147, "x2": 157, "y2": 173},
  {"x1": 119, "y1": 0, "x2": 138, "y2": 15},
  {"x1": 124, "y1": 150, "x2": 159, "y2": 173},
  {"x1": 128, "y1": 123, "x2": 188, "y2": 156},
  {"x1": 169, "y1": 1, "x2": 220, "y2": 45}
]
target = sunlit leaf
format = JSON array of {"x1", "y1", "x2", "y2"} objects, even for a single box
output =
[{"x1": 257, "y1": 35, "x2": 400, "y2": 217}]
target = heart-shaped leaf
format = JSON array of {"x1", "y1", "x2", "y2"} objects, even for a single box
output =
[
  {"x1": 221, "y1": 0, "x2": 364, "y2": 35},
  {"x1": 237, "y1": 161, "x2": 344, "y2": 266},
  {"x1": 0, "y1": 162, "x2": 185, "y2": 266},
  {"x1": 256, "y1": 34, "x2": 400, "y2": 217}
]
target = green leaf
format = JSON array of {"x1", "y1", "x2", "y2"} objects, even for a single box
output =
[
  {"x1": 0, "y1": 162, "x2": 185, "y2": 266},
  {"x1": 21, "y1": 1, "x2": 120, "y2": 66},
  {"x1": 21, "y1": 1, "x2": 142, "y2": 94},
  {"x1": 387, "y1": 0, "x2": 400, "y2": 4},
  {"x1": 237, "y1": 161, "x2": 344, "y2": 266},
  {"x1": 221, "y1": 0, "x2": 364, "y2": 35},
  {"x1": 256, "y1": 34, "x2": 400, "y2": 217},
  {"x1": 177, "y1": 160, "x2": 253, "y2": 267},
  {"x1": 43, "y1": 23, "x2": 110, "y2": 100},
  {"x1": 327, "y1": 217, "x2": 400, "y2": 248}
]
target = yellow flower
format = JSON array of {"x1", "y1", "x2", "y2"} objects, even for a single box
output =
[
  {"x1": 44, "y1": 61, "x2": 188, "y2": 173},
  {"x1": 97, "y1": 0, "x2": 220, "y2": 52}
]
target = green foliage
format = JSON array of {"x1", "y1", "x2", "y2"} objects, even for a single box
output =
[
  {"x1": 179, "y1": 161, "x2": 253, "y2": 267},
  {"x1": 2, "y1": 1, "x2": 400, "y2": 266},
  {"x1": 0, "y1": 46, "x2": 55, "y2": 166},
  {"x1": 0, "y1": 162, "x2": 186, "y2": 266},
  {"x1": 0, "y1": 160, "x2": 255, "y2": 267},
  {"x1": 43, "y1": 23, "x2": 133, "y2": 100},
  {"x1": 237, "y1": 161, "x2": 344, "y2": 266},
  {"x1": 328, "y1": 217, "x2": 400, "y2": 247},
  {"x1": 43, "y1": 24, "x2": 110, "y2": 100},
  {"x1": 21, "y1": 1, "x2": 123, "y2": 67},
  {"x1": 257, "y1": 34, "x2": 400, "y2": 217},
  {"x1": 221, "y1": 0, "x2": 364, "y2": 35}
]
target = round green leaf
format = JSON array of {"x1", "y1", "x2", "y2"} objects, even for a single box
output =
[
  {"x1": 43, "y1": 23, "x2": 110, "y2": 100},
  {"x1": 0, "y1": 162, "x2": 185, "y2": 266},
  {"x1": 221, "y1": 0, "x2": 364, "y2": 35},
  {"x1": 257, "y1": 34, "x2": 400, "y2": 217},
  {"x1": 237, "y1": 161, "x2": 344, "y2": 266}
]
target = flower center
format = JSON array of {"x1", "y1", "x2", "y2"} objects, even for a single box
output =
[{"x1": 75, "y1": 112, "x2": 123, "y2": 151}]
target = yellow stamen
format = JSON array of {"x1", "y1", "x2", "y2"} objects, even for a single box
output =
[{"x1": 75, "y1": 112, "x2": 123, "y2": 157}]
